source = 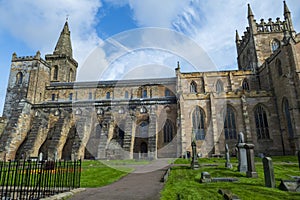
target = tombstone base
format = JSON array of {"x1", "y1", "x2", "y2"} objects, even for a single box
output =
[
  {"x1": 191, "y1": 159, "x2": 200, "y2": 170},
  {"x1": 246, "y1": 171, "x2": 258, "y2": 178}
]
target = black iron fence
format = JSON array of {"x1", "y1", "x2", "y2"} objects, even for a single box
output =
[{"x1": 0, "y1": 159, "x2": 81, "y2": 200}]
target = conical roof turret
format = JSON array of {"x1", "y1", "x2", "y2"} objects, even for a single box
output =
[{"x1": 53, "y1": 21, "x2": 73, "y2": 57}]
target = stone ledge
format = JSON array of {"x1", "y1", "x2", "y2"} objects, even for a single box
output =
[{"x1": 40, "y1": 188, "x2": 86, "y2": 200}]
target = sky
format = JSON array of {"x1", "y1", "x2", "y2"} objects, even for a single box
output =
[{"x1": 0, "y1": 0, "x2": 299, "y2": 115}]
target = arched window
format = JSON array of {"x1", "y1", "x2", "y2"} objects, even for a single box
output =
[
  {"x1": 165, "y1": 89, "x2": 171, "y2": 97},
  {"x1": 254, "y1": 105, "x2": 270, "y2": 139},
  {"x1": 224, "y1": 106, "x2": 237, "y2": 140},
  {"x1": 106, "y1": 92, "x2": 110, "y2": 99},
  {"x1": 192, "y1": 106, "x2": 205, "y2": 140},
  {"x1": 283, "y1": 98, "x2": 294, "y2": 138},
  {"x1": 69, "y1": 68, "x2": 73, "y2": 82},
  {"x1": 142, "y1": 89, "x2": 147, "y2": 98},
  {"x1": 190, "y1": 81, "x2": 197, "y2": 93},
  {"x1": 53, "y1": 66, "x2": 58, "y2": 80},
  {"x1": 216, "y1": 80, "x2": 224, "y2": 93},
  {"x1": 163, "y1": 119, "x2": 173, "y2": 143},
  {"x1": 16, "y1": 72, "x2": 23, "y2": 85},
  {"x1": 242, "y1": 79, "x2": 250, "y2": 91},
  {"x1": 275, "y1": 59, "x2": 283, "y2": 76},
  {"x1": 271, "y1": 39, "x2": 280, "y2": 52},
  {"x1": 125, "y1": 91, "x2": 129, "y2": 99}
]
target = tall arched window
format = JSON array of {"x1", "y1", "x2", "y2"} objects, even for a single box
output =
[
  {"x1": 242, "y1": 79, "x2": 250, "y2": 91},
  {"x1": 16, "y1": 72, "x2": 23, "y2": 85},
  {"x1": 53, "y1": 66, "x2": 58, "y2": 80},
  {"x1": 216, "y1": 80, "x2": 224, "y2": 93},
  {"x1": 69, "y1": 93, "x2": 73, "y2": 100},
  {"x1": 283, "y1": 98, "x2": 294, "y2": 138},
  {"x1": 224, "y1": 106, "x2": 237, "y2": 140},
  {"x1": 163, "y1": 119, "x2": 173, "y2": 143},
  {"x1": 192, "y1": 106, "x2": 205, "y2": 140},
  {"x1": 275, "y1": 59, "x2": 283, "y2": 76},
  {"x1": 254, "y1": 105, "x2": 270, "y2": 139},
  {"x1": 190, "y1": 81, "x2": 197, "y2": 93}
]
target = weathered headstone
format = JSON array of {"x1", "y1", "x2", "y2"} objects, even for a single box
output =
[
  {"x1": 245, "y1": 144, "x2": 258, "y2": 178},
  {"x1": 262, "y1": 157, "x2": 275, "y2": 188},
  {"x1": 191, "y1": 141, "x2": 199, "y2": 169},
  {"x1": 200, "y1": 172, "x2": 211, "y2": 183},
  {"x1": 54, "y1": 151, "x2": 58, "y2": 161},
  {"x1": 225, "y1": 144, "x2": 233, "y2": 169},
  {"x1": 237, "y1": 132, "x2": 247, "y2": 172}
]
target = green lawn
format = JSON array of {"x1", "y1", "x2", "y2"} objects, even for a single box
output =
[
  {"x1": 161, "y1": 156, "x2": 300, "y2": 200},
  {"x1": 80, "y1": 160, "x2": 133, "y2": 188}
]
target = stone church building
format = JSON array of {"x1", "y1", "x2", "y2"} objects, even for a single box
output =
[{"x1": 0, "y1": 2, "x2": 299, "y2": 161}]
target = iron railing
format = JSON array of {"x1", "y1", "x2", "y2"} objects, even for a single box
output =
[{"x1": 0, "y1": 159, "x2": 81, "y2": 200}]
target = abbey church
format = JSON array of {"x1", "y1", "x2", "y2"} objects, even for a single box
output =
[{"x1": 0, "y1": 2, "x2": 299, "y2": 161}]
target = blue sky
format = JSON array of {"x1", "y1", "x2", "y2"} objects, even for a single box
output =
[{"x1": 0, "y1": 0, "x2": 299, "y2": 115}]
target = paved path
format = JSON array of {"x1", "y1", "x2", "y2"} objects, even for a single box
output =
[{"x1": 70, "y1": 159, "x2": 172, "y2": 200}]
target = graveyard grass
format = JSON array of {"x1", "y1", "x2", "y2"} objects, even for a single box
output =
[
  {"x1": 161, "y1": 156, "x2": 300, "y2": 200},
  {"x1": 80, "y1": 160, "x2": 133, "y2": 188}
]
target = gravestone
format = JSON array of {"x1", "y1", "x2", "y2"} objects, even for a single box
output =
[
  {"x1": 245, "y1": 144, "x2": 258, "y2": 178},
  {"x1": 237, "y1": 132, "x2": 247, "y2": 172},
  {"x1": 225, "y1": 144, "x2": 233, "y2": 169},
  {"x1": 191, "y1": 141, "x2": 199, "y2": 169},
  {"x1": 262, "y1": 157, "x2": 275, "y2": 188},
  {"x1": 200, "y1": 172, "x2": 211, "y2": 183}
]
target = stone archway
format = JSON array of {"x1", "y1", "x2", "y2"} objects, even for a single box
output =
[
  {"x1": 84, "y1": 124, "x2": 102, "y2": 160},
  {"x1": 61, "y1": 126, "x2": 77, "y2": 160}
]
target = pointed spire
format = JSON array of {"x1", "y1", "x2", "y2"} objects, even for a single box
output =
[
  {"x1": 283, "y1": 1, "x2": 295, "y2": 33},
  {"x1": 53, "y1": 21, "x2": 73, "y2": 57},
  {"x1": 283, "y1": 1, "x2": 290, "y2": 14},
  {"x1": 247, "y1": 4, "x2": 254, "y2": 18}
]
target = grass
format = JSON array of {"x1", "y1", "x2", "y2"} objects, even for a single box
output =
[
  {"x1": 80, "y1": 160, "x2": 133, "y2": 188},
  {"x1": 161, "y1": 156, "x2": 300, "y2": 200}
]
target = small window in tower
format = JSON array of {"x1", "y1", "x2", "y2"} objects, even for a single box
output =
[
  {"x1": 53, "y1": 66, "x2": 58, "y2": 80},
  {"x1": 216, "y1": 80, "x2": 224, "y2": 93},
  {"x1": 271, "y1": 39, "x2": 280, "y2": 52},
  {"x1": 125, "y1": 91, "x2": 129, "y2": 99},
  {"x1": 16, "y1": 72, "x2": 23, "y2": 85},
  {"x1": 69, "y1": 93, "x2": 73, "y2": 100},
  {"x1": 242, "y1": 79, "x2": 250, "y2": 91},
  {"x1": 190, "y1": 81, "x2": 197, "y2": 93}
]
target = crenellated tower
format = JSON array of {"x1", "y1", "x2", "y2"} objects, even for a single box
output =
[
  {"x1": 45, "y1": 21, "x2": 78, "y2": 82},
  {"x1": 236, "y1": 1, "x2": 296, "y2": 71}
]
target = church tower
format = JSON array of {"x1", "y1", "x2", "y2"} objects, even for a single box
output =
[
  {"x1": 236, "y1": 1, "x2": 295, "y2": 71},
  {"x1": 45, "y1": 21, "x2": 78, "y2": 82}
]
